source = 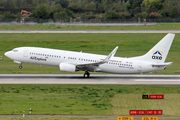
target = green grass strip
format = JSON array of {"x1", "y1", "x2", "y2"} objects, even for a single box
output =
[
  {"x1": 0, "y1": 33, "x2": 179, "y2": 74},
  {"x1": 0, "y1": 84, "x2": 179, "y2": 116}
]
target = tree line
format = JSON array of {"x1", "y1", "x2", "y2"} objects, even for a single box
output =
[{"x1": 0, "y1": 0, "x2": 179, "y2": 20}]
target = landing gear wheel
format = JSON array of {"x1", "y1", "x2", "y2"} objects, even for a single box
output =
[
  {"x1": 84, "y1": 71, "x2": 90, "y2": 78},
  {"x1": 19, "y1": 65, "x2": 22, "y2": 69}
]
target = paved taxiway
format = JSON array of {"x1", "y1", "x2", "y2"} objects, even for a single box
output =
[
  {"x1": 0, "y1": 74, "x2": 180, "y2": 85},
  {"x1": 0, "y1": 30, "x2": 180, "y2": 33}
]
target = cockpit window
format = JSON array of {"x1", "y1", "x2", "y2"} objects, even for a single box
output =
[{"x1": 13, "y1": 49, "x2": 18, "y2": 52}]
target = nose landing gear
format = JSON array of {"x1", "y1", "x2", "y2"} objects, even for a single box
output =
[{"x1": 84, "y1": 71, "x2": 90, "y2": 78}]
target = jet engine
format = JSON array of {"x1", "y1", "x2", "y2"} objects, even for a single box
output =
[{"x1": 59, "y1": 63, "x2": 76, "y2": 72}]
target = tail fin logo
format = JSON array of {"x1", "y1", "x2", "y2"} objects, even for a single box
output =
[{"x1": 152, "y1": 50, "x2": 163, "y2": 60}]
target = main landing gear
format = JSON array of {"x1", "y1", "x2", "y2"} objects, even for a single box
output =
[
  {"x1": 19, "y1": 63, "x2": 22, "y2": 69},
  {"x1": 84, "y1": 71, "x2": 90, "y2": 78}
]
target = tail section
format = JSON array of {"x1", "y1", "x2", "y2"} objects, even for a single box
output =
[{"x1": 134, "y1": 33, "x2": 175, "y2": 63}]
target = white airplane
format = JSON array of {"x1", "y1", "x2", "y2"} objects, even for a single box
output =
[{"x1": 5, "y1": 33, "x2": 175, "y2": 77}]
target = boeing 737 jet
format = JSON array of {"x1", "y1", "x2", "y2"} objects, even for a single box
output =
[{"x1": 5, "y1": 33, "x2": 175, "y2": 77}]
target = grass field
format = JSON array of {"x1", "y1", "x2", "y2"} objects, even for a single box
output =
[
  {"x1": 1, "y1": 117, "x2": 180, "y2": 120},
  {"x1": 0, "y1": 23, "x2": 180, "y2": 30},
  {"x1": 0, "y1": 84, "x2": 179, "y2": 117},
  {"x1": 0, "y1": 33, "x2": 180, "y2": 74},
  {"x1": 0, "y1": 27, "x2": 180, "y2": 120},
  {"x1": 112, "y1": 94, "x2": 180, "y2": 116},
  {"x1": 0, "y1": 117, "x2": 180, "y2": 120}
]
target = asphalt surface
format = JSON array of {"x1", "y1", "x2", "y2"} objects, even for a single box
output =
[
  {"x1": 0, "y1": 30, "x2": 180, "y2": 33},
  {"x1": 0, "y1": 74, "x2": 180, "y2": 85}
]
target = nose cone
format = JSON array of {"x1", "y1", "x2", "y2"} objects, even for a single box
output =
[{"x1": 4, "y1": 51, "x2": 12, "y2": 58}]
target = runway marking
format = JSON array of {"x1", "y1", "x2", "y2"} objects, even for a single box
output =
[{"x1": 1, "y1": 74, "x2": 180, "y2": 85}]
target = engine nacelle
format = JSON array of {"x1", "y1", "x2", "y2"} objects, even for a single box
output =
[{"x1": 59, "y1": 63, "x2": 76, "y2": 73}]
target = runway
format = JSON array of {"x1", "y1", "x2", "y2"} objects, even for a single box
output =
[
  {"x1": 0, "y1": 74, "x2": 180, "y2": 85},
  {"x1": 0, "y1": 30, "x2": 180, "y2": 33}
]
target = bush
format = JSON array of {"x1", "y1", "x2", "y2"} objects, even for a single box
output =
[
  {"x1": 142, "y1": 11, "x2": 148, "y2": 18},
  {"x1": 149, "y1": 12, "x2": 161, "y2": 18},
  {"x1": 105, "y1": 11, "x2": 118, "y2": 19},
  {"x1": 134, "y1": 12, "x2": 148, "y2": 19},
  {"x1": 118, "y1": 12, "x2": 130, "y2": 19},
  {"x1": 2, "y1": 11, "x2": 16, "y2": 19},
  {"x1": 169, "y1": 7, "x2": 178, "y2": 18},
  {"x1": 32, "y1": 4, "x2": 50, "y2": 19},
  {"x1": 54, "y1": 11, "x2": 68, "y2": 20}
]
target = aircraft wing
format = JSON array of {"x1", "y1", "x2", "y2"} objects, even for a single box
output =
[{"x1": 76, "y1": 46, "x2": 118, "y2": 71}]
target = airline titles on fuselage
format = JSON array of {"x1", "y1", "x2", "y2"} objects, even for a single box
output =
[{"x1": 30, "y1": 56, "x2": 47, "y2": 61}]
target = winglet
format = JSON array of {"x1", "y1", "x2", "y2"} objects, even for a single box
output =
[
  {"x1": 76, "y1": 46, "x2": 119, "y2": 68},
  {"x1": 103, "y1": 46, "x2": 118, "y2": 63}
]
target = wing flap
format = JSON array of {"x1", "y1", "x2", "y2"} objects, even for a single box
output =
[{"x1": 76, "y1": 46, "x2": 119, "y2": 71}]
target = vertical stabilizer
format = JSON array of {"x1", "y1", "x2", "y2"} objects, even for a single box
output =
[{"x1": 135, "y1": 33, "x2": 175, "y2": 63}]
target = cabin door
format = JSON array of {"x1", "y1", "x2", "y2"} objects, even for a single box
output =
[
  {"x1": 138, "y1": 62, "x2": 142, "y2": 71},
  {"x1": 23, "y1": 48, "x2": 28, "y2": 57}
]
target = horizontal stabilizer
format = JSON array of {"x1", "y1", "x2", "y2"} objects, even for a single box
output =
[{"x1": 152, "y1": 62, "x2": 173, "y2": 67}]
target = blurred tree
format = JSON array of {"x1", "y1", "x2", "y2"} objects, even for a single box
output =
[
  {"x1": 69, "y1": 3, "x2": 81, "y2": 11},
  {"x1": 55, "y1": 0, "x2": 69, "y2": 8},
  {"x1": 0, "y1": 1, "x2": 2, "y2": 7},
  {"x1": 0, "y1": 0, "x2": 177, "y2": 19},
  {"x1": 51, "y1": 3, "x2": 63, "y2": 13},
  {"x1": 112, "y1": 1, "x2": 127, "y2": 13},
  {"x1": 126, "y1": 0, "x2": 131, "y2": 10},
  {"x1": 118, "y1": 12, "x2": 129, "y2": 19},
  {"x1": 85, "y1": 3, "x2": 93, "y2": 10},
  {"x1": 4, "y1": 0, "x2": 17, "y2": 9},
  {"x1": 142, "y1": 11, "x2": 148, "y2": 18},
  {"x1": 64, "y1": 9, "x2": 74, "y2": 18},
  {"x1": 2, "y1": 11, "x2": 16, "y2": 19},
  {"x1": 102, "y1": 0, "x2": 114, "y2": 12},
  {"x1": 80, "y1": 13, "x2": 88, "y2": 19},
  {"x1": 149, "y1": 12, "x2": 161, "y2": 18},
  {"x1": 133, "y1": 6, "x2": 141, "y2": 15},
  {"x1": 128, "y1": 0, "x2": 143, "y2": 9},
  {"x1": 169, "y1": 7, "x2": 178, "y2": 18},
  {"x1": 32, "y1": 3, "x2": 50, "y2": 19},
  {"x1": 54, "y1": 11, "x2": 68, "y2": 19},
  {"x1": 141, "y1": 0, "x2": 163, "y2": 12},
  {"x1": 163, "y1": 0, "x2": 180, "y2": 17},
  {"x1": 105, "y1": 11, "x2": 118, "y2": 19},
  {"x1": 134, "y1": 13, "x2": 142, "y2": 18},
  {"x1": 97, "y1": 2, "x2": 104, "y2": 12},
  {"x1": 53, "y1": 8, "x2": 73, "y2": 20},
  {"x1": 160, "y1": 10, "x2": 165, "y2": 17},
  {"x1": 16, "y1": 12, "x2": 21, "y2": 20}
]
